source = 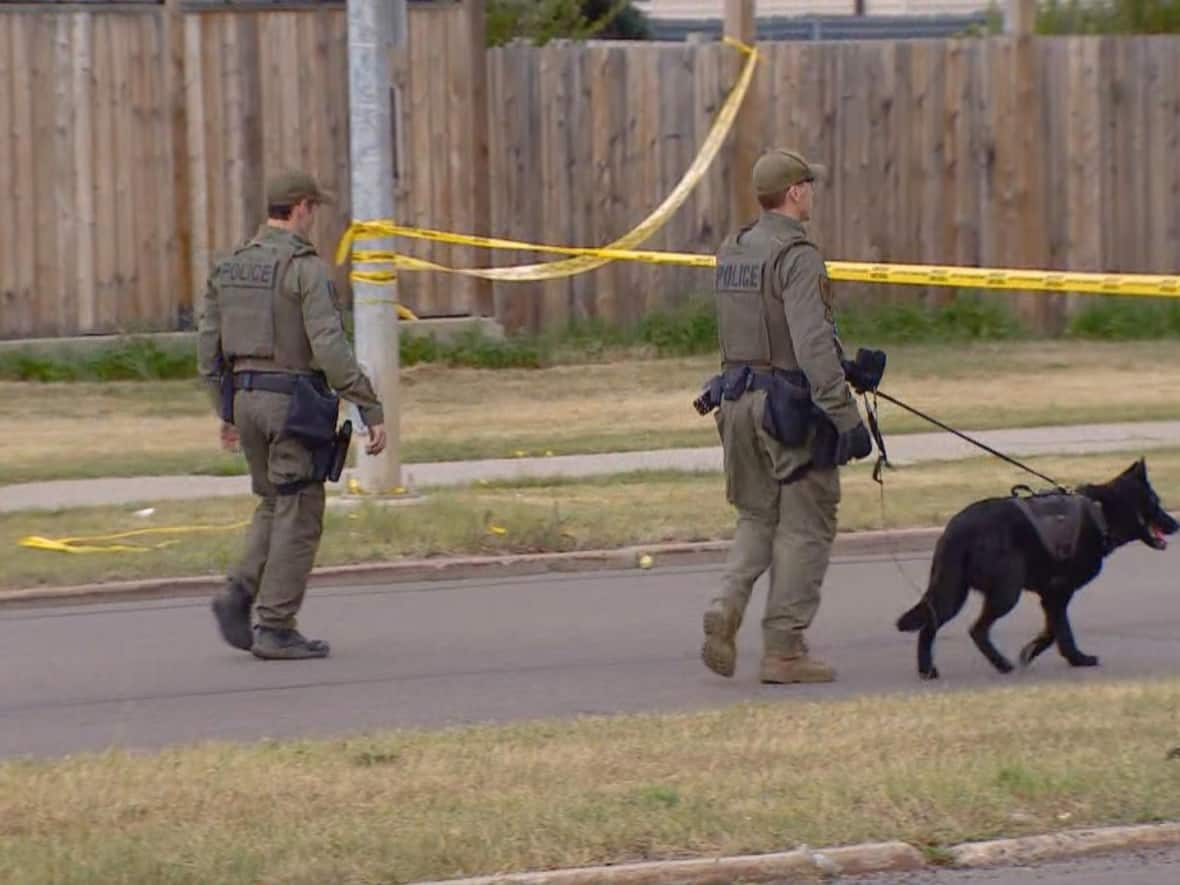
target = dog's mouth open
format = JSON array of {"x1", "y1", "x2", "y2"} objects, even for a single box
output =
[{"x1": 1145, "y1": 513, "x2": 1179, "y2": 550}]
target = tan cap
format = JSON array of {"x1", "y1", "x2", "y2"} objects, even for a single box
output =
[
  {"x1": 752, "y1": 149, "x2": 826, "y2": 196},
  {"x1": 266, "y1": 170, "x2": 334, "y2": 207}
]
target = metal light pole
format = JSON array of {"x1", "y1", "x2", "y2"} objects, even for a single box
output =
[{"x1": 347, "y1": 0, "x2": 404, "y2": 494}]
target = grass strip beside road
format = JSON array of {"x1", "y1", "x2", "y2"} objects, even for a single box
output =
[
  {"x1": 1, "y1": 341, "x2": 1177, "y2": 484},
  {"x1": 3, "y1": 448, "x2": 1178, "y2": 591},
  {"x1": 2, "y1": 677, "x2": 1180, "y2": 884}
]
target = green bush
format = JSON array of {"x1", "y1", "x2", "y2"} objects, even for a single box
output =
[
  {"x1": 836, "y1": 292, "x2": 1028, "y2": 344},
  {"x1": 3, "y1": 292, "x2": 1179, "y2": 382},
  {"x1": 1064, "y1": 297, "x2": 1180, "y2": 339},
  {"x1": 0, "y1": 339, "x2": 197, "y2": 382}
]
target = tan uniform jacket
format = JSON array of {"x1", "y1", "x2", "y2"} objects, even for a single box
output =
[{"x1": 197, "y1": 225, "x2": 384, "y2": 427}]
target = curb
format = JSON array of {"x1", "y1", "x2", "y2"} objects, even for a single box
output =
[
  {"x1": 411, "y1": 822, "x2": 1180, "y2": 884},
  {"x1": 0, "y1": 526, "x2": 943, "y2": 610},
  {"x1": 413, "y1": 841, "x2": 925, "y2": 885},
  {"x1": 948, "y1": 821, "x2": 1180, "y2": 867}
]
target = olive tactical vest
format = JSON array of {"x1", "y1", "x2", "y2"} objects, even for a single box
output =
[
  {"x1": 714, "y1": 218, "x2": 810, "y2": 372},
  {"x1": 217, "y1": 234, "x2": 318, "y2": 370}
]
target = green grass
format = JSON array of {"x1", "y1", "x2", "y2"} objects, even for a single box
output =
[
  {"x1": 3, "y1": 677, "x2": 1180, "y2": 884},
  {"x1": 2, "y1": 339, "x2": 1178, "y2": 485},
  {"x1": 4, "y1": 291, "x2": 1179, "y2": 382},
  {"x1": 4, "y1": 447, "x2": 1178, "y2": 591}
]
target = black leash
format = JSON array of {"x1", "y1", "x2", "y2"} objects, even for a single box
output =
[
  {"x1": 862, "y1": 386, "x2": 1068, "y2": 614},
  {"x1": 871, "y1": 388, "x2": 1066, "y2": 491}
]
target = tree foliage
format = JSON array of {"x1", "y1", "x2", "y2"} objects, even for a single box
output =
[
  {"x1": 1037, "y1": 0, "x2": 1180, "y2": 32},
  {"x1": 486, "y1": 0, "x2": 651, "y2": 47},
  {"x1": 974, "y1": 0, "x2": 1180, "y2": 34}
]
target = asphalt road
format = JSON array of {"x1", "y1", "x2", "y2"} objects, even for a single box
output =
[{"x1": 2, "y1": 545, "x2": 1178, "y2": 760}]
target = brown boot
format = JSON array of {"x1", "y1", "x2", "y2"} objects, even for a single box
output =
[
  {"x1": 701, "y1": 601, "x2": 741, "y2": 678},
  {"x1": 759, "y1": 652, "x2": 836, "y2": 684}
]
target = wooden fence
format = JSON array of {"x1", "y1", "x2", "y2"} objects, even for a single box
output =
[{"x1": 1, "y1": 1, "x2": 1179, "y2": 339}]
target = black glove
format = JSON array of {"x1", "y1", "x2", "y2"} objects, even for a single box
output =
[
  {"x1": 842, "y1": 347, "x2": 887, "y2": 394},
  {"x1": 835, "y1": 421, "x2": 873, "y2": 465}
]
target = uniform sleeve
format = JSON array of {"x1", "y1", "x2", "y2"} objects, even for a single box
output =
[
  {"x1": 776, "y1": 246, "x2": 862, "y2": 433},
  {"x1": 296, "y1": 258, "x2": 385, "y2": 427},
  {"x1": 195, "y1": 271, "x2": 224, "y2": 416}
]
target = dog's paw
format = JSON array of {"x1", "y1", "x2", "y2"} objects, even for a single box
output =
[
  {"x1": 996, "y1": 658, "x2": 1015, "y2": 674},
  {"x1": 919, "y1": 667, "x2": 940, "y2": 681},
  {"x1": 1069, "y1": 654, "x2": 1100, "y2": 668}
]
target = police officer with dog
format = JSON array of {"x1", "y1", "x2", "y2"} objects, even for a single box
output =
[
  {"x1": 695, "y1": 148, "x2": 883, "y2": 684},
  {"x1": 199, "y1": 170, "x2": 386, "y2": 660}
]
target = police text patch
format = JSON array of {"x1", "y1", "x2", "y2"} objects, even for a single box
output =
[
  {"x1": 223, "y1": 260, "x2": 279, "y2": 289},
  {"x1": 715, "y1": 260, "x2": 763, "y2": 292}
]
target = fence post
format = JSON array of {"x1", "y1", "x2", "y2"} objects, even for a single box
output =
[
  {"x1": 724, "y1": 0, "x2": 758, "y2": 229},
  {"x1": 163, "y1": 0, "x2": 192, "y2": 326},
  {"x1": 1005, "y1": 0, "x2": 1036, "y2": 36},
  {"x1": 465, "y1": 0, "x2": 493, "y2": 317}
]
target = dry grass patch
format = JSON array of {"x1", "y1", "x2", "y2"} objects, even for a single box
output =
[
  {"x1": 4, "y1": 448, "x2": 1179, "y2": 591},
  {"x1": 2, "y1": 678, "x2": 1180, "y2": 884},
  {"x1": 1, "y1": 341, "x2": 1177, "y2": 483}
]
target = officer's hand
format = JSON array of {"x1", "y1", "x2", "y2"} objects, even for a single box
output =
[
  {"x1": 219, "y1": 421, "x2": 240, "y2": 452},
  {"x1": 835, "y1": 422, "x2": 872, "y2": 465},
  {"x1": 842, "y1": 347, "x2": 887, "y2": 394},
  {"x1": 365, "y1": 423, "x2": 387, "y2": 456}
]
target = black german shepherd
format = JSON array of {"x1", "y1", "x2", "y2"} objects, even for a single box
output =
[{"x1": 896, "y1": 459, "x2": 1177, "y2": 679}]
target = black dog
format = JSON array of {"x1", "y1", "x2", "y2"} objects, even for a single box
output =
[{"x1": 896, "y1": 459, "x2": 1177, "y2": 679}]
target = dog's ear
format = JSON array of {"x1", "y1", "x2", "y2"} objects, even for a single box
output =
[{"x1": 1122, "y1": 459, "x2": 1147, "y2": 480}]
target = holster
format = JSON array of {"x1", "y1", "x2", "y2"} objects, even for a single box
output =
[
  {"x1": 218, "y1": 371, "x2": 235, "y2": 423},
  {"x1": 696, "y1": 366, "x2": 816, "y2": 449},
  {"x1": 327, "y1": 420, "x2": 352, "y2": 483},
  {"x1": 810, "y1": 415, "x2": 840, "y2": 469}
]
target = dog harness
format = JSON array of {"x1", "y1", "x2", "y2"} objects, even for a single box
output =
[{"x1": 1012, "y1": 490, "x2": 1108, "y2": 561}]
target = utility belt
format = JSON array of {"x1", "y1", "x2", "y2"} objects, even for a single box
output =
[
  {"x1": 693, "y1": 364, "x2": 816, "y2": 448},
  {"x1": 225, "y1": 370, "x2": 353, "y2": 492}
]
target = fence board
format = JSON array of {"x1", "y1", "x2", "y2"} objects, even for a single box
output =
[
  {"x1": 0, "y1": 15, "x2": 13, "y2": 332},
  {"x1": 53, "y1": 13, "x2": 77, "y2": 335},
  {"x1": 183, "y1": 13, "x2": 207, "y2": 304},
  {"x1": 130, "y1": 12, "x2": 155, "y2": 325},
  {"x1": 5, "y1": 6, "x2": 1180, "y2": 339}
]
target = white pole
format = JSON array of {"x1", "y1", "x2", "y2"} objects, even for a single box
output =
[{"x1": 347, "y1": 0, "x2": 404, "y2": 494}]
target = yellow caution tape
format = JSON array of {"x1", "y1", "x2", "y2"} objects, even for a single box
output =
[
  {"x1": 344, "y1": 223, "x2": 1180, "y2": 299},
  {"x1": 352, "y1": 295, "x2": 419, "y2": 320},
  {"x1": 337, "y1": 37, "x2": 760, "y2": 283},
  {"x1": 828, "y1": 262, "x2": 1180, "y2": 298},
  {"x1": 334, "y1": 31, "x2": 1177, "y2": 300},
  {"x1": 19, "y1": 521, "x2": 250, "y2": 555}
]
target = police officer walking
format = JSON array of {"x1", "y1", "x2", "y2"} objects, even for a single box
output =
[
  {"x1": 700, "y1": 149, "x2": 875, "y2": 684},
  {"x1": 199, "y1": 170, "x2": 387, "y2": 660}
]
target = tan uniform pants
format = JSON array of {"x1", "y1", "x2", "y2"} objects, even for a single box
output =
[
  {"x1": 230, "y1": 389, "x2": 326, "y2": 631},
  {"x1": 712, "y1": 390, "x2": 840, "y2": 656}
]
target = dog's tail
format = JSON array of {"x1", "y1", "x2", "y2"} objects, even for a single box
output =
[{"x1": 896, "y1": 534, "x2": 969, "y2": 633}]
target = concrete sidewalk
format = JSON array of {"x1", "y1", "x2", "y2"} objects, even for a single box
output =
[{"x1": 2, "y1": 420, "x2": 1177, "y2": 513}]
